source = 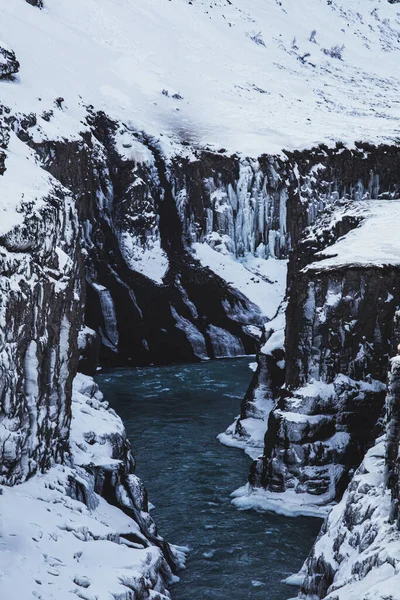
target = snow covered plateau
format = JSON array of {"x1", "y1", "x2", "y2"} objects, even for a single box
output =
[{"x1": 2, "y1": 0, "x2": 400, "y2": 598}]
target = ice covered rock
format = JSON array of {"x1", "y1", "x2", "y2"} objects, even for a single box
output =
[{"x1": 300, "y1": 354, "x2": 400, "y2": 599}]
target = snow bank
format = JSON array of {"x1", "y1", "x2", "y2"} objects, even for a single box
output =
[
  {"x1": 231, "y1": 483, "x2": 331, "y2": 519},
  {"x1": 0, "y1": 373, "x2": 184, "y2": 599},
  {"x1": 308, "y1": 199, "x2": 400, "y2": 271}
]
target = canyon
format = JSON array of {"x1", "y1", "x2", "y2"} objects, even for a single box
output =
[{"x1": 2, "y1": 0, "x2": 400, "y2": 598}]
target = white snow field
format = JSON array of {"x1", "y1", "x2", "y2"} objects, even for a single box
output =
[{"x1": 0, "y1": 0, "x2": 400, "y2": 157}]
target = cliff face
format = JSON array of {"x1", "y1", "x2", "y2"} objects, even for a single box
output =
[
  {"x1": 0, "y1": 120, "x2": 83, "y2": 486},
  {"x1": 299, "y1": 352, "x2": 400, "y2": 600},
  {"x1": 30, "y1": 114, "x2": 292, "y2": 369},
  {"x1": 230, "y1": 149, "x2": 400, "y2": 516},
  {"x1": 0, "y1": 112, "x2": 181, "y2": 598},
  {"x1": 3, "y1": 92, "x2": 400, "y2": 598}
]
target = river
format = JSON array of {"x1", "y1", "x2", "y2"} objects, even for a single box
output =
[{"x1": 96, "y1": 357, "x2": 321, "y2": 600}]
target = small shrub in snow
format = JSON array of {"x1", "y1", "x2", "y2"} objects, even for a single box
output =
[
  {"x1": 322, "y1": 44, "x2": 345, "y2": 60},
  {"x1": 247, "y1": 31, "x2": 266, "y2": 47},
  {"x1": 298, "y1": 52, "x2": 311, "y2": 64},
  {"x1": 162, "y1": 89, "x2": 169, "y2": 97},
  {"x1": 309, "y1": 29, "x2": 317, "y2": 43}
]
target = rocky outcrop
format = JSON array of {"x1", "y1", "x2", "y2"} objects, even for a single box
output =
[
  {"x1": 0, "y1": 132, "x2": 83, "y2": 485},
  {"x1": 219, "y1": 304, "x2": 286, "y2": 458},
  {"x1": 28, "y1": 113, "x2": 287, "y2": 368},
  {"x1": 0, "y1": 43, "x2": 19, "y2": 80},
  {"x1": 70, "y1": 373, "x2": 180, "y2": 573},
  {"x1": 299, "y1": 353, "x2": 400, "y2": 600},
  {"x1": 0, "y1": 373, "x2": 182, "y2": 599},
  {"x1": 0, "y1": 114, "x2": 181, "y2": 597},
  {"x1": 26, "y1": 0, "x2": 43, "y2": 7},
  {"x1": 231, "y1": 151, "x2": 400, "y2": 514}
]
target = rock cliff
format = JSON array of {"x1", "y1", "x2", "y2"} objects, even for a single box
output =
[{"x1": 230, "y1": 151, "x2": 400, "y2": 516}]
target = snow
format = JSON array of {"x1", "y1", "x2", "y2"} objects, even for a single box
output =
[
  {"x1": 0, "y1": 132, "x2": 53, "y2": 236},
  {"x1": 0, "y1": 466, "x2": 169, "y2": 600},
  {"x1": 193, "y1": 243, "x2": 287, "y2": 319},
  {"x1": 1, "y1": 0, "x2": 400, "y2": 157},
  {"x1": 299, "y1": 436, "x2": 400, "y2": 600},
  {"x1": 0, "y1": 373, "x2": 179, "y2": 600},
  {"x1": 231, "y1": 482, "x2": 332, "y2": 519},
  {"x1": 218, "y1": 415, "x2": 270, "y2": 460},
  {"x1": 307, "y1": 199, "x2": 400, "y2": 271},
  {"x1": 119, "y1": 235, "x2": 169, "y2": 284}
]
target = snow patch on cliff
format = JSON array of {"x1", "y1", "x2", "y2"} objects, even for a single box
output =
[
  {"x1": 308, "y1": 199, "x2": 400, "y2": 271},
  {"x1": 193, "y1": 243, "x2": 287, "y2": 319}
]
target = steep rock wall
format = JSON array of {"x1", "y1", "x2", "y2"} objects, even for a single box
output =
[
  {"x1": 29, "y1": 114, "x2": 273, "y2": 368},
  {"x1": 299, "y1": 352, "x2": 400, "y2": 600},
  {"x1": 0, "y1": 130, "x2": 83, "y2": 485},
  {"x1": 0, "y1": 112, "x2": 181, "y2": 596},
  {"x1": 231, "y1": 147, "x2": 400, "y2": 514}
]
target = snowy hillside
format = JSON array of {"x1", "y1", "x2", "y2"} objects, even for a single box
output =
[{"x1": 1, "y1": 0, "x2": 400, "y2": 156}]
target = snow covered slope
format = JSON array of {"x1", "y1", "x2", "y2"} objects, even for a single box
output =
[
  {"x1": 1, "y1": 0, "x2": 400, "y2": 156},
  {"x1": 0, "y1": 374, "x2": 184, "y2": 600}
]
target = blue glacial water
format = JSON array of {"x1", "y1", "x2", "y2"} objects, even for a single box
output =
[{"x1": 96, "y1": 357, "x2": 321, "y2": 600}]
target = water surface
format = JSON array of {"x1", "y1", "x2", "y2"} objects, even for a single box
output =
[{"x1": 96, "y1": 358, "x2": 321, "y2": 600}]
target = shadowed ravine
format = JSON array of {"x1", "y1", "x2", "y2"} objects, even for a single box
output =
[{"x1": 96, "y1": 357, "x2": 321, "y2": 599}]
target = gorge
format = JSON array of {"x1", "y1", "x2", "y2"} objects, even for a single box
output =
[{"x1": 2, "y1": 0, "x2": 400, "y2": 599}]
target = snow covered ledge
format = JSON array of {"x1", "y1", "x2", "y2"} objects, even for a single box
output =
[{"x1": 0, "y1": 374, "x2": 186, "y2": 599}]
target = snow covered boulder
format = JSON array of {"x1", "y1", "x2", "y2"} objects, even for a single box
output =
[{"x1": 0, "y1": 43, "x2": 19, "y2": 80}]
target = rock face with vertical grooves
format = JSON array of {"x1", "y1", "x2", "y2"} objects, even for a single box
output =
[
  {"x1": 299, "y1": 350, "x2": 400, "y2": 600},
  {"x1": 3, "y1": 96, "x2": 400, "y2": 597},
  {"x1": 0, "y1": 113, "x2": 181, "y2": 598},
  {"x1": 227, "y1": 151, "x2": 400, "y2": 514},
  {"x1": 0, "y1": 162, "x2": 83, "y2": 485}
]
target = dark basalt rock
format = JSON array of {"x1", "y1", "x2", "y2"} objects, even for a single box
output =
[
  {"x1": 31, "y1": 113, "x2": 269, "y2": 369},
  {"x1": 385, "y1": 336, "x2": 400, "y2": 525},
  {"x1": 244, "y1": 144, "x2": 400, "y2": 505},
  {"x1": 251, "y1": 262, "x2": 400, "y2": 502},
  {"x1": 0, "y1": 135, "x2": 83, "y2": 485},
  {"x1": 0, "y1": 43, "x2": 20, "y2": 80},
  {"x1": 25, "y1": 0, "x2": 43, "y2": 7}
]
